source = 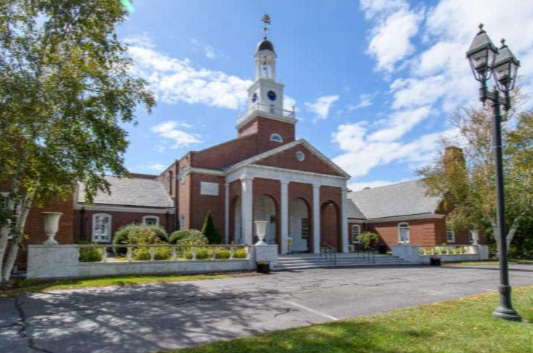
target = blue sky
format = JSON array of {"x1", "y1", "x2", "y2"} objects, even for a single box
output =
[{"x1": 118, "y1": 0, "x2": 533, "y2": 190}]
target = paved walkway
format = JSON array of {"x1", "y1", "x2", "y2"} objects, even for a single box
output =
[{"x1": 1, "y1": 265, "x2": 533, "y2": 353}]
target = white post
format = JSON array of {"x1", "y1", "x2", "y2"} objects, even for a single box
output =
[
  {"x1": 312, "y1": 183, "x2": 321, "y2": 254},
  {"x1": 341, "y1": 187, "x2": 349, "y2": 253},
  {"x1": 224, "y1": 183, "x2": 229, "y2": 244},
  {"x1": 241, "y1": 177, "x2": 254, "y2": 244},
  {"x1": 280, "y1": 180, "x2": 289, "y2": 254}
]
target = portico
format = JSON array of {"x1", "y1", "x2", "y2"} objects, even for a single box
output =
[{"x1": 226, "y1": 161, "x2": 349, "y2": 254}]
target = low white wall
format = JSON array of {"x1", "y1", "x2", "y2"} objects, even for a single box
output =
[
  {"x1": 27, "y1": 245, "x2": 258, "y2": 279},
  {"x1": 254, "y1": 244, "x2": 278, "y2": 269},
  {"x1": 392, "y1": 245, "x2": 490, "y2": 264}
]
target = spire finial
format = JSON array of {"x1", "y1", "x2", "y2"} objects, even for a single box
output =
[
  {"x1": 500, "y1": 38, "x2": 507, "y2": 47},
  {"x1": 262, "y1": 14, "x2": 271, "y2": 39},
  {"x1": 478, "y1": 23, "x2": 484, "y2": 32}
]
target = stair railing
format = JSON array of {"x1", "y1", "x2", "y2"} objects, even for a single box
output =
[
  {"x1": 354, "y1": 247, "x2": 375, "y2": 263},
  {"x1": 320, "y1": 242, "x2": 337, "y2": 265}
]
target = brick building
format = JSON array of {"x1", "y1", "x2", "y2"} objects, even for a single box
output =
[{"x1": 3, "y1": 37, "x2": 485, "y2": 270}]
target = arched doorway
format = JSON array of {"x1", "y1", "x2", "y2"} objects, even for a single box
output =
[
  {"x1": 253, "y1": 195, "x2": 278, "y2": 245},
  {"x1": 321, "y1": 201, "x2": 341, "y2": 250},
  {"x1": 289, "y1": 198, "x2": 311, "y2": 253}
]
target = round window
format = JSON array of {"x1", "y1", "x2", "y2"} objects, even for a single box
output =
[{"x1": 296, "y1": 151, "x2": 305, "y2": 161}]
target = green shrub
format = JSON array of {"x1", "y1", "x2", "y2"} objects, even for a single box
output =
[
  {"x1": 79, "y1": 247, "x2": 103, "y2": 262},
  {"x1": 215, "y1": 248, "x2": 230, "y2": 259},
  {"x1": 114, "y1": 224, "x2": 168, "y2": 245},
  {"x1": 169, "y1": 230, "x2": 190, "y2": 244},
  {"x1": 201, "y1": 211, "x2": 222, "y2": 244},
  {"x1": 132, "y1": 246, "x2": 172, "y2": 261},
  {"x1": 183, "y1": 247, "x2": 210, "y2": 260},
  {"x1": 177, "y1": 229, "x2": 208, "y2": 246},
  {"x1": 359, "y1": 231, "x2": 380, "y2": 250},
  {"x1": 233, "y1": 248, "x2": 248, "y2": 259}
]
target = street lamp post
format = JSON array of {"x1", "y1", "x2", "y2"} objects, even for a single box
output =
[{"x1": 466, "y1": 24, "x2": 521, "y2": 321}]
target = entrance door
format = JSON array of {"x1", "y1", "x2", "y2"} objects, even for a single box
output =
[{"x1": 289, "y1": 198, "x2": 309, "y2": 252}]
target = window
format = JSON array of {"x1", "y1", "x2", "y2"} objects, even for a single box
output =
[
  {"x1": 270, "y1": 133, "x2": 283, "y2": 142},
  {"x1": 301, "y1": 218, "x2": 309, "y2": 239},
  {"x1": 446, "y1": 228, "x2": 455, "y2": 243},
  {"x1": 296, "y1": 151, "x2": 305, "y2": 161},
  {"x1": 180, "y1": 215, "x2": 186, "y2": 230},
  {"x1": 269, "y1": 104, "x2": 276, "y2": 114},
  {"x1": 398, "y1": 223, "x2": 410, "y2": 243},
  {"x1": 352, "y1": 224, "x2": 361, "y2": 243},
  {"x1": 92, "y1": 214, "x2": 111, "y2": 243},
  {"x1": 143, "y1": 215, "x2": 159, "y2": 226}
]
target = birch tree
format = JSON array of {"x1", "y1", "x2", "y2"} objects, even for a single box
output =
[
  {"x1": 0, "y1": 0, "x2": 155, "y2": 283},
  {"x1": 417, "y1": 102, "x2": 533, "y2": 254}
]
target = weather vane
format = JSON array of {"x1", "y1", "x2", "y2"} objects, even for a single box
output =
[{"x1": 262, "y1": 14, "x2": 271, "y2": 39}]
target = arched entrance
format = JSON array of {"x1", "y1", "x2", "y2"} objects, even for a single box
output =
[
  {"x1": 253, "y1": 195, "x2": 278, "y2": 245},
  {"x1": 321, "y1": 201, "x2": 341, "y2": 250},
  {"x1": 289, "y1": 198, "x2": 311, "y2": 253}
]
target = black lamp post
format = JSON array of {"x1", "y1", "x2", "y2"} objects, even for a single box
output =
[{"x1": 466, "y1": 24, "x2": 521, "y2": 321}]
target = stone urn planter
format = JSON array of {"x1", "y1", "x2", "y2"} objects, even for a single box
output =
[
  {"x1": 254, "y1": 220, "x2": 269, "y2": 246},
  {"x1": 42, "y1": 212, "x2": 63, "y2": 245}
]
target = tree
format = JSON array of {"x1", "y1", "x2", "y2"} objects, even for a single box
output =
[
  {"x1": 0, "y1": 0, "x2": 155, "y2": 283},
  {"x1": 417, "y1": 102, "x2": 533, "y2": 255},
  {"x1": 201, "y1": 211, "x2": 222, "y2": 244}
]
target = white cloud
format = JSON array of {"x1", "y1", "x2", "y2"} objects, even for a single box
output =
[
  {"x1": 305, "y1": 95, "x2": 340, "y2": 121},
  {"x1": 145, "y1": 163, "x2": 167, "y2": 171},
  {"x1": 204, "y1": 45, "x2": 217, "y2": 59},
  {"x1": 368, "y1": 106, "x2": 432, "y2": 142},
  {"x1": 361, "y1": 0, "x2": 424, "y2": 72},
  {"x1": 151, "y1": 121, "x2": 202, "y2": 148},
  {"x1": 345, "y1": 94, "x2": 373, "y2": 112},
  {"x1": 128, "y1": 41, "x2": 252, "y2": 110}
]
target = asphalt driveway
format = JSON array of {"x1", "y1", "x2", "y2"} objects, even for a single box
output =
[{"x1": 1, "y1": 265, "x2": 533, "y2": 353}]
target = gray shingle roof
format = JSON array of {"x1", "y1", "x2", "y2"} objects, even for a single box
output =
[
  {"x1": 347, "y1": 179, "x2": 441, "y2": 220},
  {"x1": 347, "y1": 199, "x2": 366, "y2": 219},
  {"x1": 78, "y1": 176, "x2": 174, "y2": 208}
]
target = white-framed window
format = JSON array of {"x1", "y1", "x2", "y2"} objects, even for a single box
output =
[
  {"x1": 296, "y1": 151, "x2": 305, "y2": 161},
  {"x1": 352, "y1": 224, "x2": 361, "y2": 243},
  {"x1": 270, "y1": 133, "x2": 283, "y2": 143},
  {"x1": 269, "y1": 105, "x2": 276, "y2": 114},
  {"x1": 143, "y1": 215, "x2": 159, "y2": 226},
  {"x1": 180, "y1": 215, "x2": 186, "y2": 230},
  {"x1": 398, "y1": 222, "x2": 410, "y2": 244},
  {"x1": 446, "y1": 228, "x2": 455, "y2": 243},
  {"x1": 92, "y1": 213, "x2": 112, "y2": 243}
]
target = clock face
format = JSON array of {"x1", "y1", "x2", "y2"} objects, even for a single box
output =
[
  {"x1": 267, "y1": 90, "x2": 277, "y2": 101},
  {"x1": 251, "y1": 92, "x2": 258, "y2": 103}
]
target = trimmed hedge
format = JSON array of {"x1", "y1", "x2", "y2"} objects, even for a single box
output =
[{"x1": 79, "y1": 247, "x2": 103, "y2": 262}]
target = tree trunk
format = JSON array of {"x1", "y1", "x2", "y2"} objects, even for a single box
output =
[
  {"x1": 2, "y1": 192, "x2": 33, "y2": 283},
  {"x1": 0, "y1": 223, "x2": 10, "y2": 278},
  {"x1": 506, "y1": 216, "x2": 522, "y2": 250}
]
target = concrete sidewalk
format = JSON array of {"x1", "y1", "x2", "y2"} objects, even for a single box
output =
[{"x1": 1, "y1": 265, "x2": 532, "y2": 353}]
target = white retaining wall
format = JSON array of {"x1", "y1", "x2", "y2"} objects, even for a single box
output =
[
  {"x1": 392, "y1": 244, "x2": 489, "y2": 264},
  {"x1": 27, "y1": 244, "x2": 278, "y2": 280}
]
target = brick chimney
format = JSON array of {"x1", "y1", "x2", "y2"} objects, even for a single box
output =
[{"x1": 443, "y1": 146, "x2": 465, "y2": 175}]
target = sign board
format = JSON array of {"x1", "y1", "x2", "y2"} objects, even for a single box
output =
[{"x1": 200, "y1": 182, "x2": 219, "y2": 196}]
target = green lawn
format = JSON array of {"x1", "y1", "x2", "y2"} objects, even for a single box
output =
[
  {"x1": 165, "y1": 286, "x2": 533, "y2": 353},
  {"x1": 0, "y1": 273, "x2": 234, "y2": 297}
]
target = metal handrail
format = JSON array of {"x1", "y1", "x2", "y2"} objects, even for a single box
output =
[
  {"x1": 354, "y1": 247, "x2": 375, "y2": 263},
  {"x1": 320, "y1": 242, "x2": 337, "y2": 265}
]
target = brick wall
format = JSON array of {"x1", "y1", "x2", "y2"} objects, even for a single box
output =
[
  {"x1": 238, "y1": 117, "x2": 295, "y2": 153},
  {"x1": 368, "y1": 219, "x2": 438, "y2": 248},
  {"x1": 189, "y1": 174, "x2": 225, "y2": 233},
  {"x1": 320, "y1": 186, "x2": 343, "y2": 250},
  {"x1": 190, "y1": 134, "x2": 258, "y2": 170}
]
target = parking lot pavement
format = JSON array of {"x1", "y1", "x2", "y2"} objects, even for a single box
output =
[{"x1": 1, "y1": 265, "x2": 532, "y2": 353}]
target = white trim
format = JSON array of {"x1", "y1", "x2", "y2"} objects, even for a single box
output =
[
  {"x1": 178, "y1": 167, "x2": 225, "y2": 180},
  {"x1": 76, "y1": 204, "x2": 174, "y2": 214},
  {"x1": 236, "y1": 107, "x2": 295, "y2": 130},
  {"x1": 226, "y1": 164, "x2": 347, "y2": 188},
  {"x1": 92, "y1": 213, "x2": 112, "y2": 243},
  {"x1": 364, "y1": 213, "x2": 445, "y2": 223},
  {"x1": 142, "y1": 215, "x2": 160, "y2": 226},
  {"x1": 225, "y1": 139, "x2": 350, "y2": 179},
  {"x1": 398, "y1": 222, "x2": 410, "y2": 244},
  {"x1": 270, "y1": 133, "x2": 283, "y2": 142},
  {"x1": 446, "y1": 229, "x2": 456, "y2": 243},
  {"x1": 351, "y1": 224, "x2": 361, "y2": 243}
]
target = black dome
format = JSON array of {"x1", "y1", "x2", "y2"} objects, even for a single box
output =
[{"x1": 256, "y1": 39, "x2": 275, "y2": 52}]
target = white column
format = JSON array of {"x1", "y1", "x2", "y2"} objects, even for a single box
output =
[
  {"x1": 312, "y1": 183, "x2": 321, "y2": 254},
  {"x1": 280, "y1": 180, "x2": 289, "y2": 254},
  {"x1": 341, "y1": 186, "x2": 349, "y2": 253},
  {"x1": 224, "y1": 183, "x2": 229, "y2": 244},
  {"x1": 241, "y1": 177, "x2": 254, "y2": 244}
]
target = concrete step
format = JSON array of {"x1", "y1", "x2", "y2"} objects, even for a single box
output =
[{"x1": 273, "y1": 255, "x2": 412, "y2": 271}]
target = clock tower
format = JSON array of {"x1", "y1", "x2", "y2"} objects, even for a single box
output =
[{"x1": 236, "y1": 21, "x2": 297, "y2": 149}]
